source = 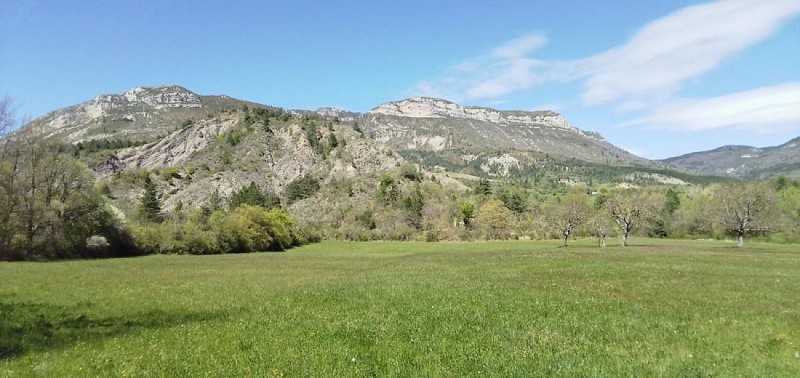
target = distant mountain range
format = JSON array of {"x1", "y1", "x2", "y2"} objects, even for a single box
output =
[
  {"x1": 663, "y1": 138, "x2": 800, "y2": 179},
  {"x1": 19, "y1": 85, "x2": 799, "y2": 185}
]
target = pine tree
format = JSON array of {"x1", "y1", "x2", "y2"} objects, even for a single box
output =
[
  {"x1": 475, "y1": 178, "x2": 492, "y2": 196},
  {"x1": 139, "y1": 175, "x2": 162, "y2": 222},
  {"x1": 209, "y1": 189, "x2": 222, "y2": 211}
]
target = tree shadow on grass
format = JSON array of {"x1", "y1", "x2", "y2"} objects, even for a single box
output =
[{"x1": 0, "y1": 301, "x2": 232, "y2": 360}]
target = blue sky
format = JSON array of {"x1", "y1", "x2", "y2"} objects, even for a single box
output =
[{"x1": 2, "y1": 0, "x2": 799, "y2": 159}]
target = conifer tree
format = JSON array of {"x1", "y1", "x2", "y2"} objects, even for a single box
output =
[{"x1": 139, "y1": 175, "x2": 162, "y2": 222}]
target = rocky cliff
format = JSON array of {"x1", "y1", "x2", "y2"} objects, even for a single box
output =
[
  {"x1": 30, "y1": 85, "x2": 242, "y2": 144},
  {"x1": 363, "y1": 97, "x2": 641, "y2": 165}
]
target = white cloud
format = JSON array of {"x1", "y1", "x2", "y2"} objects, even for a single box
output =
[
  {"x1": 409, "y1": 34, "x2": 549, "y2": 101},
  {"x1": 409, "y1": 0, "x2": 800, "y2": 138},
  {"x1": 490, "y1": 34, "x2": 547, "y2": 59},
  {"x1": 578, "y1": 0, "x2": 800, "y2": 105},
  {"x1": 621, "y1": 82, "x2": 800, "y2": 133}
]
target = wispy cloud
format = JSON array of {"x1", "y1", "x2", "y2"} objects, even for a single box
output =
[
  {"x1": 410, "y1": 34, "x2": 549, "y2": 101},
  {"x1": 621, "y1": 82, "x2": 800, "y2": 133},
  {"x1": 409, "y1": 0, "x2": 800, "y2": 134},
  {"x1": 577, "y1": 0, "x2": 800, "y2": 106}
]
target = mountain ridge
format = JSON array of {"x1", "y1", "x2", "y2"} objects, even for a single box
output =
[
  {"x1": 663, "y1": 137, "x2": 800, "y2": 178},
  {"x1": 20, "y1": 84, "x2": 783, "y2": 189}
]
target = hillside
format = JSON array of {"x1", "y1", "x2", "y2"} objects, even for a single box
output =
[
  {"x1": 94, "y1": 107, "x2": 412, "y2": 213},
  {"x1": 2, "y1": 84, "x2": 773, "y2": 258},
  {"x1": 17, "y1": 85, "x2": 721, "y2": 216},
  {"x1": 664, "y1": 137, "x2": 800, "y2": 179},
  {"x1": 29, "y1": 85, "x2": 259, "y2": 144},
  {"x1": 361, "y1": 97, "x2": 644, "y2": 165}
]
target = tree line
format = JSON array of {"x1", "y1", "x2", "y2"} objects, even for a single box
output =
[{"x1": 302, "y1": 164, "x2": 796, "y2": 248}]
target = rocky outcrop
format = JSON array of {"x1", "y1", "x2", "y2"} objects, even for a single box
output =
[
  {"x1": 364, "y1": 97, "x2": 640, "y2": 164},
  {"x1": 122, "y1": 86, "x2": 202, "y2": 109},
  {"x1": 31, "y1": 85, "x2": 208, "y2": 144},
  {"x1": 371, "y1": 97, "x2": 575, "y2": 130},
  {"x1": 116, "y1": 113, "x2": 238, "y2": 171}
]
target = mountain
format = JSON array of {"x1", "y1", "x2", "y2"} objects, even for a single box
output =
[
  {"x1": 15, "y1": 84, "x2": 722, "y2": 215},
  {"x1": 361, "y1": 97, "x2": 644, "y2": 165},
  {"x1": 28, "y1": 88, "x2": 641, "y2": 166},
  {"x1": 308, "y1": 97, "x2": 686, "y2": 185},
  {"x1": 29, "y1": 85, "x2": 261, "y2": 144},
  {"x1": 663, "y1": 137, "x2": 800, "y2": 179}
]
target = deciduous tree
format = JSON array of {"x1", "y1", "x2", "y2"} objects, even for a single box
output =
[
  {"x1": 713, "y1": 182, "x2": 775, "y2": 247},
  {"x1": 588, "y1": 212, "x2": 613, "y2": 248},
  {"x1": 476, "y1": 199, "x2": 512, "y2": 240},
  {"x1": 605, "y1": 190, "x2": 658, "y2": 247},
  {"x1": 548, "y1": 191, "x2": 591, "y2": 247}
]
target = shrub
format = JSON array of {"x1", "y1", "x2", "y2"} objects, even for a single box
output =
[
  {"x1": 285, "y1": 175, "x2": 320, "y2": 204},
  {"x1": 229, "y1": 182, "x2": 280, "y2": 211},
  {"x1": 400, "y1": 163, "x2": 422, "y2": 181},
  {"x1": 86, "y1": 235, "x2": 110, "y2": 255},
  {"x1": 264, "y1": 208, "x2": 296, "y2": 250}
]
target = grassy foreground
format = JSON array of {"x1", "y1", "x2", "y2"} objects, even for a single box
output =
[{"x1": 1, "y1": 238, "x2": 799, "y2": 376}]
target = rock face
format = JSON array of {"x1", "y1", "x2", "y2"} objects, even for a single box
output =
[
  {"x1": 106, "y1": 110, "x2": 405, "y2": 210},
  {"x1": 364, "y1": 97, "x2": 641, "y2": 164},
  {"x1": 121, "y1": 86, "x2": 202, "y2": 109},
  {"x1": 663, "y1": 137, "x2": 800, "y2": 178},
  {"x1": 30, "y1": 85, "x2": 224, "y2": 144},
  {"x1": 116, "y1": 113, "x2": 239, "y2": 171},
  {"x1": 371, "y1": 97, "x2": 573, "y2": 130}
]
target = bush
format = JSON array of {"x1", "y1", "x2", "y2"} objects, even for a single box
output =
[
  {"x1": 85, "y1": 235, "x2": 110, "y2": 254},
  {"x1": 264, "y1": 208, "x2": 296, "y2": 250},
  {"x1": 400, "y1": 163, "x2": 422, "y2": 181},
  {"x1": 180, "y1": 221, "x2": 220, "y2": 255},
  {"x1": 229, "y1": 182, "x2": 281, "y2": 211},
  {"x1": 130, "y1": 222, "x2": 170, "y2": 254},
  {"x1": 285, "y1": 175, "x2": 320, "y2": 204}
]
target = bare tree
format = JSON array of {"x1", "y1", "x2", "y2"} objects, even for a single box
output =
[
  {"x1": 0, "y1": 101, "x2": 96, "y2": 258},
  {"x1": 548, "y1": 191, "x2": 591, "y2": 247},
  {"x1": 588, "y1": 212, "x2": 613, "y2": 248},
  {"x1": 605, "y1": 190, "x2": 658, "y2": 247},
  {"x1": 713, "y1": 182, "x2": 775, "y2": 247},
  {"x1": 0, "y1": 95, "x2": 13, "y2": 137},
  {"x1": 0, "y1": 97, "x2": 19, "y2": 255}
]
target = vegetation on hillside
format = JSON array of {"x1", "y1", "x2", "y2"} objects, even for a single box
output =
[{"x1": 3, "y1": 95, "x2": 800, "y2": 260}]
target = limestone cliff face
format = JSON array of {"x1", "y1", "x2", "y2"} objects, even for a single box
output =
[
  {"x1": 31, "y1": 85, "x2": 207, "y2": 143},
  {"x1": 371, "y1": 97, "x2": 574, "y2": 130},
  {"x1": 120, "y1": 86, "x2": 202, "y2": 109},
  {"x1": 364, "y1": 97, "x2": 639, "y2": 164}
]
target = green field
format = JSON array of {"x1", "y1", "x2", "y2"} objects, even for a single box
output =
[{"x1": 1, "y1": 239, "x2": 799, "y2": 376}]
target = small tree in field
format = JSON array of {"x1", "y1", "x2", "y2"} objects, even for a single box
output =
[
  {"x1": 588, "y1": 212, "x2": 614, "y2": 248},
  {"x1": 713, "y1": 182, "x2": 775, "y2": 247},
  {"x1": 548, "y1": 191, "x2": 591, "y2": 247},
  {"x1": 605, "y1": 190, "x2": 658, "y2": 247},
  {"x1": 476, "y1": 199, "x2": 513, "y2": 240}
]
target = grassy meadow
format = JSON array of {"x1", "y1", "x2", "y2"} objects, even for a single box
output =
[{"x1": 1, "y1": 238, "x2": 799, "y2": 376}]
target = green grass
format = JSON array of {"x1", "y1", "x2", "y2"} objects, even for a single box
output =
[{"x1": 1, "y1": 238, "x2": 799, "y2": 376}]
